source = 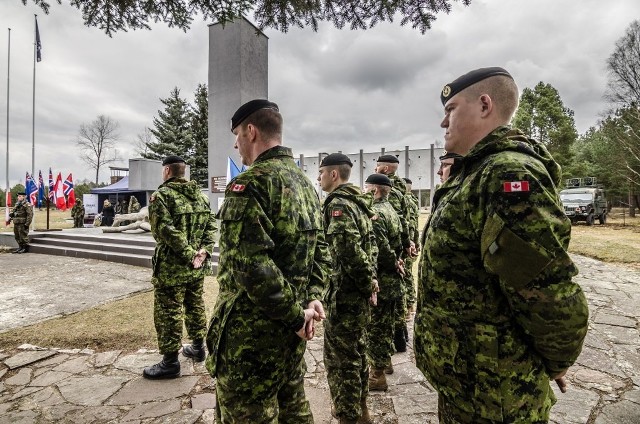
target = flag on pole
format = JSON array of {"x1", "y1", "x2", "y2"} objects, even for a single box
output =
[
  {"x1": 4, "y1": 191, "x2": 11, "y2": 226},
  {"x1": 54, "y1": 172, "x2": 66, "y2": 210},
  {"x1": 48, "y1": 167, "x2": 54, "y2": 202},
  {"x1": 26, "y1": 172, "x2": 38, "y2": 205},
  {"x1": 38, "y1": 170, "x2": 45, "y2": 207},
  {"x1": 35, "y1": 16, "x2": 42, "y2": 62},
  {"x1": 226, "y1": 157, "x2": 246, "y2": 184},
  {"x1": 63, "y1": 173, "x2": 75, "y2": 208}
]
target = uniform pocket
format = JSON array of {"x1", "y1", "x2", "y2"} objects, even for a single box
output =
[{"x1": 217, "y1": 197, "x2": 248, "y2": 247}]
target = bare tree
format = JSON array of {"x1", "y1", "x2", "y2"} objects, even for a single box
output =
[
  {"x1": 76, "y1": 115, "x2": 121, "y2": 184},
  {"x1": 135, "y1": 127, "x2": 154, "y2": 157},
  {"x1": 605, "y1": 20, "x2": 640, "y2": 107}
]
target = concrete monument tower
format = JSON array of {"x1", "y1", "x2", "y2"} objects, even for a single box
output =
[{"x1": 207, "y1": 18, "x2": 268, "y2": 211}]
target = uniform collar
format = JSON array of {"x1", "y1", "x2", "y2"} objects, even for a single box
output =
[{"x1": 254, "y1": 145, "x2": 293, "y2": 164}]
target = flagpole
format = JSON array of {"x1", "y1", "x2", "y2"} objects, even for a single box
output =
[
  {"x1": 5, "y1": 28, "x2": 10, "y2": 226},
  {"x1": 31, "y1": 16, "x2": 37, "y2": 229}
]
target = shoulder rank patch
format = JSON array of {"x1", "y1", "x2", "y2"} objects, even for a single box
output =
[
  {"x1": 503, "y1": 181, "x2": 529, "y2": 192},
  {"x1": 231, "y1": 184, "x2": 246, "y2": 192},
  {"x1": 331, "y1": 209, "x2": 343, "y2": 217}
]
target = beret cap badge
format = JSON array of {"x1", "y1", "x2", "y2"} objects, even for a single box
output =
[{"x1": 442, "y1": 85, "x2": 452, "y2": 98}]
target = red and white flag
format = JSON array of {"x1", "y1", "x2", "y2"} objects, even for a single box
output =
[
  {"x1": 503, "y1": 181, "x2": 529, "y2": 192},
  {"x1": 63, "y1": 173, "x2": 75, "y2": 208},
  {"x1": 54, "y1": 172, "x2": 66, "y2": 210}
]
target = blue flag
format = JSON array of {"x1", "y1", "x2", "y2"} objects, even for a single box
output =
[
  {"x1": 35, "y1": 17, "x2": 42, "y2": 62},
  {"x1": 38, "y1": 170, "x2": 45, "y2": 207}
]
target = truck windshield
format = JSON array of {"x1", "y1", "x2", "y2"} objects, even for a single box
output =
[{"x1": 560, "y1": 193, "x2": 593, "y2": 203}]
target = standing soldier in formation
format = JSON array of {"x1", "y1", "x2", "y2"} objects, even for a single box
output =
[
  {"x1": 414, "y1": 67, "x2": 589, "y2": 422},
  {"x1": 8, "y1": 191, "x2": 33, "y2": 254},
  {"x1": 375, "y1": 155, "x2": 415, "y2": 352},
  {"x1": 437, "y1": 152, "x2": 463, "y2": 184},
  {"x1": 318, "y1": 153, "x2": 378, "y2": 424},
  {"x1": 128, "y1": 195, "x2": 141, "y2": 214},
  {"x1": 143, "y1": 155, "x2": 217, "y2": 380},
  {"x1": 71, "y1": 198, "x2": 85, "y2": 228},
  {"x1": 402, "y1": 177, "x2": 420, "y2": 314},
  {"x1": 364, "y1": 173, "x2": 404, "y2": 391},
  {"x1": 205, "y1": 100, "x2": 329, "y2": 423}
]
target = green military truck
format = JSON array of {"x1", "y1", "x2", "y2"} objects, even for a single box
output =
[{"x1": 559, "y1": 177, "x2": 607, "y2": 225}]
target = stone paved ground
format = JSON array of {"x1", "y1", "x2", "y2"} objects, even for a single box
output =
[{"x1": 0, "y1": 254, "x2": 639, "y2": 423}]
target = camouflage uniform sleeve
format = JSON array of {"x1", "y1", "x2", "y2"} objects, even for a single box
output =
[
  {"x1": 226, "y1": 191, "x2": 305, "y2": 331},
  {"x1": 308, "y1": 229, "x2": 331, "y2": 302},
  {"x1": 372, "y1": 213, "x2": 397, "y2": 272},
  {"x1": 25, "y1": 203, "x2": 34, "y2": 226},
  {"x1": 149, "y1": 191, "x2": 197, "y2": 264},
  {"x1": 479, "y1": 160, "x2": 589, "y2": 376},
  {"x1": 327, "y1": 204, "x2": 376, "y2": 297},
  {"x1": 199, "y1": 195, "x2": 218, "y2": 256}
]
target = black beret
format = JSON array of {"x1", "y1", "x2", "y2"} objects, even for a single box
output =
[
  {"x1": 230, "y1": 99, "x2": 279, "y2": 131},
  {"x1": 320, "y1": 153, "x2": 352, "y2": 167},
  {"x1": 402, "y1": 178, "x2": 412, "y2": 184},
  {"x1": 162, "y1": 155, "x2": 186, "y2": 166},
  {"x1": 377, "y1": 154, "x2": 399, "y2": 164},
  {"x1": 365, "y1": 173, "x2": 392, "y2": 187},
  {"x1": 441, "y1": 67, "x2": 513, "y2": 105},
  {"x1": 17, "y1": 191, "x2": 26, "y2": 195},
  {"x1": 439, "y1": 151, "x2": 464, "y2": 161}
]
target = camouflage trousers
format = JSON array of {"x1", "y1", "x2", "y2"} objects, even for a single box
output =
[
  {"x1": 437, "y1": 392, "x2": 554, "y2": 424},
  {"x1": 324, "y1": 297, "x2": 370, "y2": 421},
  {"x1": 152, "y1": 276, "x2": 206, "y2": 354},
  {"x1": 13, "y1": 223, "x2": 29, "y2": 248},
  {"x1": 403, "y1": 255, "x2": 417, "y2": 307},
  {"x1": 73, "y1": 216, "x2": 84, "y2": 228},
  {"x1": 367, "y1": 295, "x2": 397, "y2": 369},
  {"x1": 215, "y1": 303, "x2": 313, "y2": 423}
]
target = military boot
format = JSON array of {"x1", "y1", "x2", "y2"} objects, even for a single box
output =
[
  {"x1": 338, "y1": 418, "x2": 357, "y2": 424},
  {"x1": 357, "y1": 398, "x2": 373, "y2": 424},
  {"x1": 142, "y1": 352, "x2": 180, "y2": 379},
  {"x1": 368, "y1": 368, "x2": 388, "y2": 391},
  {"x1": 394, "y1": 328, "x2": 407, "y2": 353},
  {"x1": 182, "y1": 340, "x2": 206, "y2": 362},
  {"x1": 384, "y1": 363, "x2": 394, "y2": 374}
]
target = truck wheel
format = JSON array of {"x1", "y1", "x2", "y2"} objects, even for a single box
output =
[
  {"x1": 586, "y1": 213, "x2": 594, "y2": 226},
  {"x1": 599, "y1": 213, "x2": 607, "y2": 225}
]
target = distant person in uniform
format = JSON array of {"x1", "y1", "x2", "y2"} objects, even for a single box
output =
[
  {"x1": 101, "y1": 199, "x2": 115, "y2": 226},
  {"x1": 319, "y1": 153, "x2": 377, "y2": 424},
  {"x1": 205, "y1": 99, "x2": 330, "y2": 422},
  {"x1": 437, "y1": 152, "x2": 463, "y2": 183},
  {"x1": 8, "y1": 191, "x2": 33, "y2": 253},
  {"x1": 71, "y1": 199, "x2": 85, "y2": 228},
  {"x1": 414, "y1": 66, "x2": 589, "y2": 423},
  {"x1": 143, "y1": 155, "x2": 217, "y2": 379},
  {"x1": 128, "y1": 195, "x2": 141, "y2": 214}
]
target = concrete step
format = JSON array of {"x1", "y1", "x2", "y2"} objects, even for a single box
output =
[
  {"x1": 29, "y1": 244, "x2": 153, "y2": 268},
  {"x1": 33, "y1": 232, "x2": 156, "y2": 248},
  {"x1": 32, "y1": 237, "x2": 155, "y2": 256}
]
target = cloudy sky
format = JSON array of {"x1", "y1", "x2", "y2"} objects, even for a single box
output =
[{"x1": 0, "y1": 0, "x2": 638, "y2": 186}]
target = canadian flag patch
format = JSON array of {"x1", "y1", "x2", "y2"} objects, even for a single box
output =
[
  {"x1": 231, "y1": 184, "x2": 246, "y2": 192},
  {"x1": 503, "y1": 181, "x2": 529, "y2": 192},
  {"x1": 332, "y1": 209, "x2": 343, "y2": 217}
]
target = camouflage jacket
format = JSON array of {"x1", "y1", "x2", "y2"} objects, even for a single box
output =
[
  {"x1": 387, "y1": 173, "x2": 411, "y2": 249},
  {"x1": 9, "y1": 200, "x2": 33, "y2": 225},
  {"x1": 128, "y1": 197, "x2": 141, "y2": 214},
  {"x1": 414, "y1": 126, "x2": 589, "y2": 421},
  {"x1": 206, "y1": 146, "x2": 330, "y2": 376},
  {"x1": 71, "y1": 203, "x2": 85, "y2": 218},
  {"x1": 371, "y1": 197, "x2": 404, "y2": 299},
  {"x1": 149, "y1": 177, "x2": 217, "y2": 283},
  {"x1": 406, "y1": 193, "x2": 420, "y2": 245},
  {"x1": 322, "y1": 183, "x2": 377, "y2": 301}
]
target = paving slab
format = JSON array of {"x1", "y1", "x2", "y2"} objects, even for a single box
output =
[
  {"x1": 57, "y1": 375, "x2": 129, "y2": 406},
  {"x1": 3, "y1": 350, "x2": 56, "y2": 369},
  {"x1": 107, "y1": 376, "x2": 200, "y2": 405},
  {"x1": 121, "y1": 399, "x2": 182, "y2": 421},
  {"x1": 5, "y1": 368, "x2": 32, "y2": 386},
  {"x1": 93, "y1": 350, "x2": 122, "y2": 367},
  {"x1": 191, "y1": 392, "x2": 216, "y2": 410}
]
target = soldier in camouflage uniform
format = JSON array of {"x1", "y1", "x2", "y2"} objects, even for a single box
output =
[
  {"x1": 437, "y1": 152, "x2": 463, "y2": 184},
  {"x1": 402, "y1": 177, "x2": 420, "y2": 313},
  {"x1": 363, "y1": 174, "x2": 404, "y2": 392},
  {"x1": 414, "y1": 67, "x2": 589, "y2": 423},
  {"x1": 143, "y1": 155, "x2": 217, "y2": 380},
  {"x1": 375, "y1": 155, "x2": 415, "y2": 353},
  {"x1": 205, "y1": 99, "x2": 330, "y2": 423},
  {"x1": 318, "y1": 153, "x2": 378, "y2": 424},
  {"x1": 128, "y1": 195, "x2": 141, "y2": 214},
  {"x1": 70, "y1": 199, "x2": 85, "y2": 228},
  {"x1": 8, "y1": 192, "x2": 33, "y2": 253}
]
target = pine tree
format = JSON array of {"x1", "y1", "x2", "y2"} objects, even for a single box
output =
[
  {"x1": 190, "y1": 84, "x2": 209, "y2": 188},
  {"x1": 143, "y1": 88, "x2": 193, "y2": 162}
]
